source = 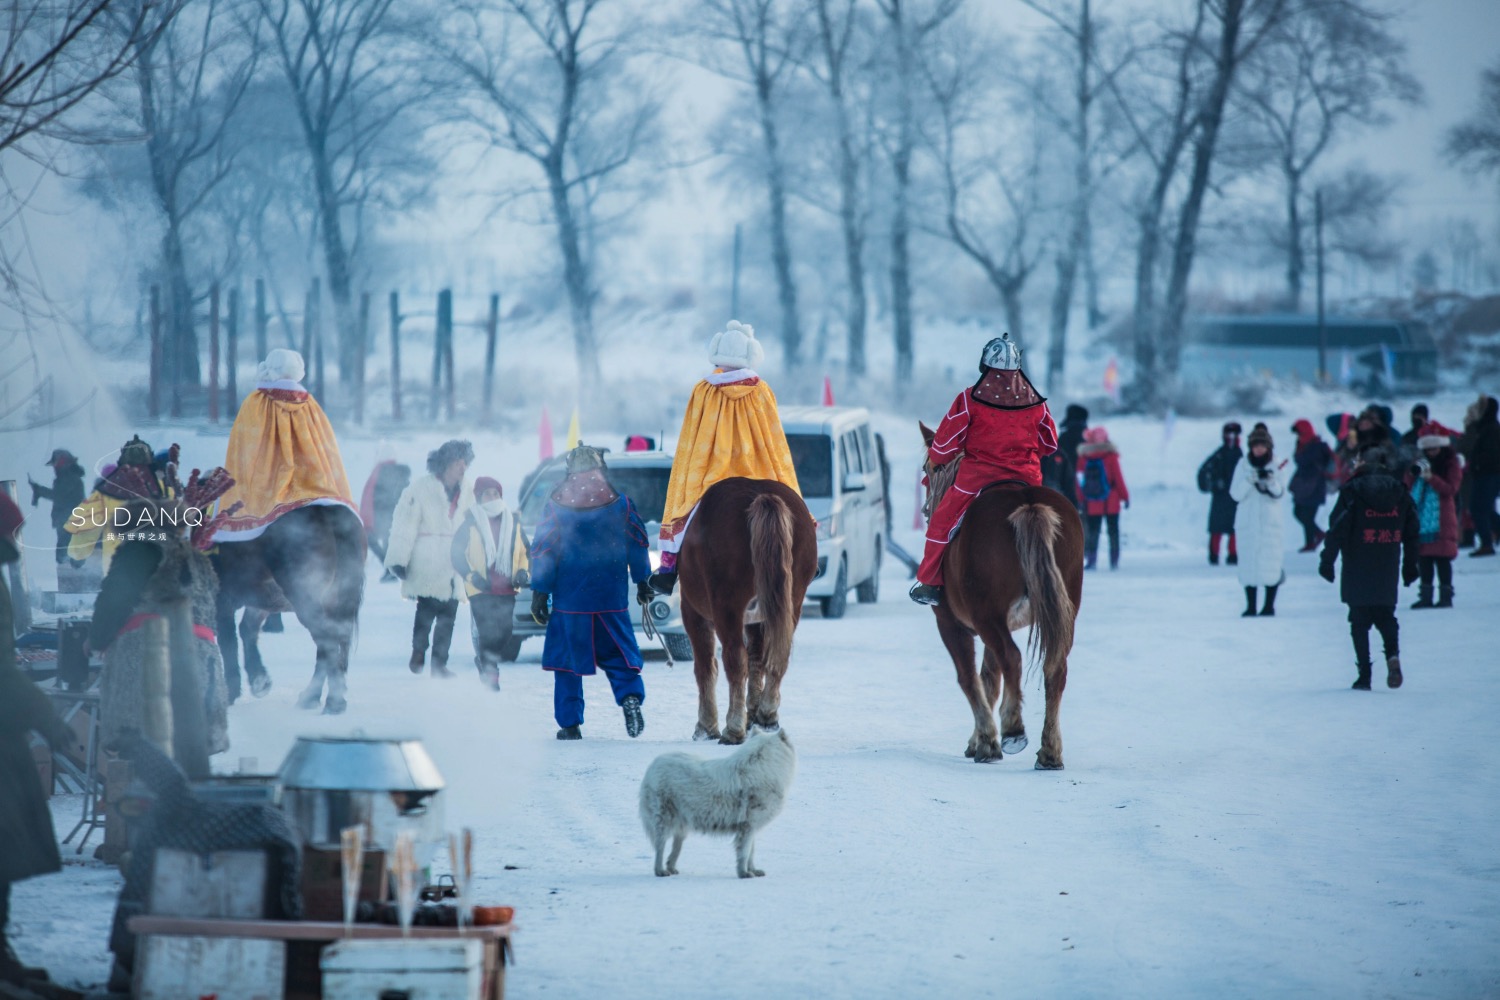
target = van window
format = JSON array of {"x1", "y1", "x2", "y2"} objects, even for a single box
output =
[
  {"x1": 786, "y1": 434, "x2": 833, "y2": 498},
  {"x1": 858, "y1": 426, "x2": 876, "y2": 474}
]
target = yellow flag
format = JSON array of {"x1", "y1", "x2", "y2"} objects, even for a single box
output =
[{"x1": 565, "y1": 406, "x2": 581, "y2": 449}]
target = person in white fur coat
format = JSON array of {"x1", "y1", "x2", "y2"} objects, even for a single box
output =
[
  {"x1": 385, "y1": 440, "x2": 474, "y2": 676},
  {"x1": 1228, "y1": 423, "x2": 1287, "y2": 617}
]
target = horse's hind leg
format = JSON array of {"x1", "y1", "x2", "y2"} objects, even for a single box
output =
[
  {"x1": 1035, "y1": 651, "x2": 1068, "y2": 770},
  {"x1": 718, "y1": 612, "x2": 750, "y2": 745},
  {"x1": 989, "y1": 636, "x2": 1028, "y2": 755},
  {"x1": 293, "y1": 615, "x2": 327, "y2": 711},
  {"x1": 239, "y1": 608, "x2": 273, "y2": 697},
  {"x1": 217, "y1": 599, "x2": 243, "y2": 705},
  {"x1": 744, "y1": 623, "x2": 771, "y2": 731},
  {"x1": 682, "y1": 601, "x2": 720, "y2": 741},
  {"x1": 318, "y1": 635, "x2": 350, "y2": 715},
  {"x1": 935, "y1": 606, "x2": 999, "y2": 761}
]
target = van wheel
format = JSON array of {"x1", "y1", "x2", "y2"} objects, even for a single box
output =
[
  {"x1": 856, "y1": 540, "x2": 881, "y2": 604},
  {"x1": 820, "y1": 557, "x2": 848, "y2": 619},
  {"x1": 499, "y1": 636, "x2": 524, "y2": 662},
  {"x1": 663, "y1": 633, "x2": 694, "y2": 662}
]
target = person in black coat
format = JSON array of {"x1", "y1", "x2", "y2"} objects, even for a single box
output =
[
  {"x1": 1460, "y1": 394, "x2": 1500, "y2": 556},
  {"x1": 0, "y1": 493, "x2": 81, "y2": 988},
  {"x1": 1197, "y1": 422, "x2": 1242, "y2": 565},
  {"x1": 28, "y1": 449, "x2": 86, "y2": 566},
  {"x1": 1319, "y1": 447, "x2": 1419, "y2": 691},
  {"x1": 1288, "y1": 419, "x2": 1333, "y2": 551},
  {"x1": 1042, "y1": 404, "x2": 1088, "y2": 508}
]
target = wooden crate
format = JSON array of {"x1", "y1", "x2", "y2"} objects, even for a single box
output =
[
  {"x1": 299, "y1": 845, "x2": 387, "y2": 922},
  {"x1": 135, "y1": 934, "x2": 285, "y2": 1000},
  {"x1": 149, "y1": 848, "x2": 270, "y2": 919},
  {"x1": 321, "y1": 938, "x2": 484, "y2": 1000}
]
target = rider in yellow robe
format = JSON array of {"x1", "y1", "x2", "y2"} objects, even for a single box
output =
[
  {"x1": 214, "y1": 349, "x2": 356, "y2": 542},
  {"x1": 649, "y1": 321, "x2": 800, "y2": 594}
]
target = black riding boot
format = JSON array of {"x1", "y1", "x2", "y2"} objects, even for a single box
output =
[
  {"x1": 1258, "y1": 584, "x2": 1278, "y2": 616},
  {"x1": 1436, "y1": 585, "x2": 1454, "y2": 608},
  {"x1": 1241, "y1": 586, "x2": 1258, "y2": 617}
]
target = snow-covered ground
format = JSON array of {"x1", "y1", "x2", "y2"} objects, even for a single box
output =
[{"x1": 11, "y1": 403, "x2": 1500, "y2": 998}]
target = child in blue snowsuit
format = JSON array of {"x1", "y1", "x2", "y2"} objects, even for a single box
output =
[{"x1": 528, "y1": 446, "x2": 653, "y2": 740}]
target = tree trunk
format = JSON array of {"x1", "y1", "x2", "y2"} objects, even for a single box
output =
[
  {"x1": 1000, "y1": 282, "x2": 1025, "y2": 345},
  {"x1": 1045, "y1": 0, "x2": 1093, "y2": 395},
  {"x1": 1284, "y1": 168, "x2": 1303, "y2": 310},
  {"x1": 835, "y1": 116, "x2": 866, "y2": 376},
  {"x1": 757, "y1": 77, "x2": 802, "y2": 367},
  {"x1": 309, "y1": 140, "x2": 358, "y2": 390},
  {"x1": 1160, "y1": 0, "x2": 1248, "y2": 401},
  {"x1": 547, "y1": 161, "x2": 601, "y2": 388},
  {"x1": 890, "y1": 15, "x2": 915, "y2": 388}
]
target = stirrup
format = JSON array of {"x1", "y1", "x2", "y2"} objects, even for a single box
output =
[{"x1": 908, "y1": 582, "x2": 943, "y2": 606}]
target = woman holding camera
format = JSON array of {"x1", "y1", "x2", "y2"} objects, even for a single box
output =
[
  {"x1": 1406, "y1": 434, "x2": 1462, "y2": 608},
  {"x1": 1229, "y1": 424, "x2": 1286, "y2": 617}
]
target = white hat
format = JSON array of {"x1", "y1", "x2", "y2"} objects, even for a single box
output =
[
  {"x1": 709, "y1": 320, "x2": 764, "y2": 370},
  {"x1": 1416, "y1": 434, "x2": 1450, "y2": 450},
  {"x1": 257, "y1": 348, "x2": 305, "y2": 383}
]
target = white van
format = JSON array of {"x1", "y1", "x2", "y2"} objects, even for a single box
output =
[{"x1": 780, "y1": 406, "x2": 888, "y2": 618}]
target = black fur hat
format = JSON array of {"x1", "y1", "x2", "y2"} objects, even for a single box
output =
[{"x1": 427, "y1": 439, "x2": 474, "y2": 475}]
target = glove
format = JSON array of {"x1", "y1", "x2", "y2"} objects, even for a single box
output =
[
  {"x1": 530, "y1": 591, "x2": 551, "y2": 626},
  {"x1": 511, "y1": 567, "x2": 530, "y2": 590},
  {"x1": 468, "y1": 572, "x2": 488, "y2": 592},
  {"x1": 1318, "y1": 561, "x2": 1335, "y2": 583},
  {"x1": 1122, "y1": 500, "x2": 1129, "y2": 510},
  {"x1": 636, "y1": 580, "x2": 654, "y2": 605},
  {"x1": 1402, "y1": 562, "x2": 1418, "y2": 587},
  {"x1": 389, "y1": 565, "x2": 407, "y2": 580}
]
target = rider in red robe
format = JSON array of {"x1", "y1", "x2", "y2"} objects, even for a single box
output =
[{"x1": 910, "y1": 333, "x2": 1058, "y2": 606}]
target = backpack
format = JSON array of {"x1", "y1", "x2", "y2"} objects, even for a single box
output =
[
  {"x1": 1082, "y1": 457, "x2": 1111, "y2": 502},
  {"x1": 1196, "y1": 459, "x2": 1213, "y2": 494}
]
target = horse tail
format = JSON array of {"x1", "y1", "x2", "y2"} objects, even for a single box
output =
[
  {"x1": 1007, "y1": 503, "x2": 1075, "y2": 680},
  {"x1": 748, "y1": 492, "x2": 796, "y2": 674}
]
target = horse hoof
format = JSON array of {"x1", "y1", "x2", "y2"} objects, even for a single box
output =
[
  {"x1": 964, "y1": 745, "x2": 976, "y2": 758},
  {"x1": 1034, "y1": 757, "x2": 1064, "y2": 771},
  {"x1": 295, "y1": 692, "x2": 321, "y2": 710},
  {"x1": 692, "y1": 725, "x2": 720, "y2": 742},
  {"x1": 323, "y1": 697, "x2": 347, "y2": 715},
  {"x1": 250, "y1": 675, "x2": 272, "y2": 698},
  {"x1": 1001, "y1": 734, "x2": 1028, "y2": 755},
  {"x1": 719, "y1": 732, "x2": 746, "y2": 746}
]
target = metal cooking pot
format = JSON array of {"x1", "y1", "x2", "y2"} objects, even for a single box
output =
[{"x1": 279, "y1": 735, "x2": 444, "y2": 792}]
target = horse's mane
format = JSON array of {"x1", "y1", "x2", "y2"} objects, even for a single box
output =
[{"x1": 925, "y1": 455, "x2": 962, "y2": 518}]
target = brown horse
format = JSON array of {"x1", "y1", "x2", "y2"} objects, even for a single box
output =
[
  {"x1": 919, "y1": 423, "x2": 1084, "y2": 768},
  {"x1": 677, "y1": 478, "x2": 818, "y2": 744},
  {"x1": 211, "y1": 504, "x2": 366, "y2": 714}
]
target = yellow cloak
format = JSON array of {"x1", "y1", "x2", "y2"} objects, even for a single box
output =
[
  {"x1": 216, "y1": 386, "x2": 354, "y2": 538},
  {"x1": 661, "y1": 374, "x2": 800, "y2": 540}
]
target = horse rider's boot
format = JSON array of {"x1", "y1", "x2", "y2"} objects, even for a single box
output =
[
  {"x1": 409, "y1": 649, "x2": 426, "y2": 674},
  {"x1": 1351, "y1": 662, "x2": 1372, "y2": 690},
  {"x1": 556, "y1": 725, "x2": 583, "y2": 740},
  {"x1": 1241, "y1": 586, "x2": 1258, "y2": 617},
  {"x1": 1258, "y1": 584, "x2": 1278, "y2": 616},
  {"x1": 430, "y1": 657, "x2": 456, "y2": 679},
  {"x1": 1410, "y1": 584, "x2": 1434, "y2": 609},
  {"x1": 1386, "y1": 655, "x2": 1403, "y2": 689},
  {"x1": 647, "y1": 570, "x2": 677, "y2": 596},
  {"x1": 1436, "y1": 585, "x2": 1454, "y2": 608},
  {"x1": 622, "y1": 695, "x2": 645, "y2": 738},
  {"x1": 908, "y1": 582, "x2": 943, "y2": 606}
]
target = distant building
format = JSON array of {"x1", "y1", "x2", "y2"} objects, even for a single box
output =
[{"x1": 1182, "y1": 314, "x2": 1439, "y2": 395}]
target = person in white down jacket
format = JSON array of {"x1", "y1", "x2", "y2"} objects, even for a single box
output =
[{"x1": 1229, "y1": 422, "x2": 1286, "y2": 618}]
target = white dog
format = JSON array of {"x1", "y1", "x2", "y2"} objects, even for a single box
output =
[{"x1": 639, "y1": 729, "x2": 796, "y2": 878}]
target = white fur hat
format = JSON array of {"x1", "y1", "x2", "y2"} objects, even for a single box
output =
[
  {"x1": 1417, "y1": 434, "x2": 1450, "y2": 450},
  {"x1": 709, "y1": 320, "x2": 764, "y2": 370},
  {"x1": 257, "y1": 348, "x2": 305, "y2": 383}
]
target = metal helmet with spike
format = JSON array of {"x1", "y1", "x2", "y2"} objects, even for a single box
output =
[{"x1": 980, "y1": 332, "x2": 1022, "y2": 371}]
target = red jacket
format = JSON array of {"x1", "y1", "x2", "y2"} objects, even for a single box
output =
[
  {"x1": 928, "y1": 391, "x2": 1057, "y2": 487},
  {"x1": 1076, "y1": 432, "x2": 1129, "y2": 516}
]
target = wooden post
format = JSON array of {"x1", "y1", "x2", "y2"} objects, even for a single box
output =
[
  {"x1": 430, "y1": 291, "x2": 444, "y2": 420},
  {"x1": 208, "y1": 283, "x2": 221, "y2": 423},
  {"x1": 389, "y1": 292, "x2": 402, "y2": 422},
  {"x1": 254, "y1": 279, "x2": 268, "y2": 363},
  {"x1": 301, "y1": 286, "x2": 313, "y2": 363},
  {"x1": 226, "y1": 288, "x2": 240, "y2": 404},
  {"x1": 354, "y1": 292, "x2": 370, "y2": 425},
  {"x1": 149, "y1": 285, "x2": 162, "y2": 419},
  {"x1": 441, "y1": 290, "x2": 455, "y2": 421},
  {"x1": 482, "y1": 293, "x2": 499, "y2": 424}
]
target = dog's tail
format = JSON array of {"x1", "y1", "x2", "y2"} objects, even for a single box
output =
[
  {"x1": 748, "y1": 492, "x2": 796, "y2": 679},
  {"x1": 1007, "y1": 502, "x2": 1075, "y2": 685}
]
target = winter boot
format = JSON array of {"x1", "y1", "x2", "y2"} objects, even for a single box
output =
[
  {"x1": 556, "y1": 725, "x2": 582, "y2": 740},
  {"x1": 1436, "y1": 586, "x2": 1454, "y2": 609},
  {"x1": 1241, "y1": 587, "x2": 1258, "y2": 618},
  {"x1": 1410, "y1": 585, "x2": 1434, "y2": 609},
  {"x1": 430, "y1": 657, "x2": 455, "y2": 679},
  {"x1": 1258, "y1": 584, "x2": 1278, "y2": 616},
  {"x1": 1084, "y1": 551, "x2": 1098, "y2": 571},
  {"x1": 1470, "y1": 543, "x2": 1496, "y2": 558},
  {"x1": 477, "y1": 657, "x2": 500, "y2": 692},
  {"x1": 1226, "y1": 551, "x2": 1238, "y2": 566},
  {"x1": 1351, "y1": 664, "x2": 1372, "y2": 690},
  {"x1": 908, "y1": 582, "x2": 943, "y2": 606},
  {"x1": 408, "y1": 649, "x2": 426, "y2": 674},
  {"x1": 622, "y1": 695, "x2": 645, "y2": 738},
  {"x1": 1386, "y1": 655, "x2": 1403, "y2": 689}
]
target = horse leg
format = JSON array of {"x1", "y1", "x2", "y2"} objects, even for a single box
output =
[
  {"x1": 718, "y1": 612, "x2": 750, "y2": 745},
  {"x1": 239, "y1": 608, "x2": 273, "y2": 697},
  {"x1": 744, "y1": 623, "x2": 770, "y2": 731},
  {"x1": 293, "y1": 611, "x2": 327, "y2": 711},
  {"x1": 935, "y1": 605, "x2": 999, "y2": 761},
  {"x1": 682, "y1": 601, "x2": 720, "y2": 741},
  {"x1": 217, "y1": 599, "x2": 242, "y2": 705},
  {"x1": 321, "y1": 635, "x2": 349, "y2": 715},
  {"x1": 990, "y1": 636, "x2": 1028, "y2": 755},
  {"x1": 1035, "y1": 650, "x2": 1068, "y2": 770}
]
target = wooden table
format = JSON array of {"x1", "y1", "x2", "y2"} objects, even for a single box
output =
[{"x1": 128, "y1": 916, "x2": 513, "y2": 1000}]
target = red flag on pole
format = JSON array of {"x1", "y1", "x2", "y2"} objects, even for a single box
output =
[
  {"x1": 538, "y1": 406, "x2": 554, "y2": 460},
  {"x1": 821, "y1": 376, "x2": 835, "y2": 407}
]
